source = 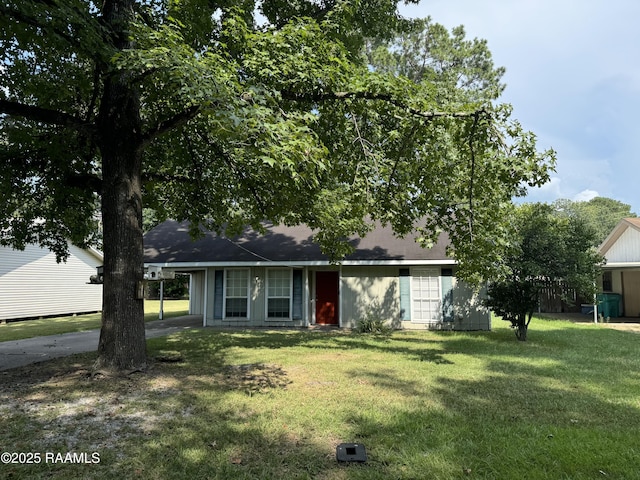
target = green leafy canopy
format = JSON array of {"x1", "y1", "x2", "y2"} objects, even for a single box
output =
[
  {"x1": 485, "y1": 203, "x2": 605, "y2": 340},
  {"x1": 1, "y1": 0, "x2": 558, "y2": 369},
  {"x1": 1, "y1": 0, "x2": 555, "y2": 278}
]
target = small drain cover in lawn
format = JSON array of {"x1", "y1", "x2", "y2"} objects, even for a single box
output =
[{"x1": 336, "y1": 443, "x2": 367, "y2": 463}]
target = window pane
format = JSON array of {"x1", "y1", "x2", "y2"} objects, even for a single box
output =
[
  {"x1": 268, "y1": 270, "x2": 290, "y2": 297},
  {"x1": 268, "y1": 298, "x2": 290, "y2": 318},
  {"x1": 412, "y1": 269, "x2": 441, "y2": 323},
  {"x1": 225, "y1": 270, "x2": 248, "y2": 318},
  {"x1": 267, "y1": 270, "x2": 290, "y2": 318},
  {"x1": 226, "y1": 270, "x2": 248, "y2": 297},
  {"x1": 225, "y1": 298, "x2": 247, "y2": 317}
]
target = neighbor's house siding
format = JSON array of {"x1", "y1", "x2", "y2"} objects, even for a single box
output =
[
  {"x1": 598, "y1": 219, "x2": 640, "y2": 318},
  {"x1": 0, "y1": 244, "x2": 102, "y2": 321},
  {"x1": 598, "y1": 270, "x2": 623, "y2": 295},
  {"x1": 622, "y1": 272, "x2": 640, "y2": 317},
  {"x1": 605, "y1": 226, "x2": 640, "y2": 263}
]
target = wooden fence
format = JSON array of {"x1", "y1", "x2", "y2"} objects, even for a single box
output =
[{"x1": 537, "y1": 281, "x2": 590, "y2": 313}]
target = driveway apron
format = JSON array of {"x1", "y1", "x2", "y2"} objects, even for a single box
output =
[{"x1": 0, "y1": 315, "x2": 202, "y2": 371}]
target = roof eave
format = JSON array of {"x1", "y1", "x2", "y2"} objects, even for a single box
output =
[
  {"x1": 144, "y1": 259, "x2": 457, "y2": 269},
  {"x1": 602, "y1": 261, "x2": 640, "y2": 269},
  {"x1": 598, "y1": 218, "x2": 640, "y2": 255}
]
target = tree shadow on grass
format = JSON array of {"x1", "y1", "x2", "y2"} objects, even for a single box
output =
[
  {"x1": 153, "y1": 323, "x2": 640, "y2": 390},
  {"x1": 2, "y1": 324, "x2": 640, "y2": 479},
  {"x1": 342, "y1": 376, "x2": 640, "y2": 478},
  {"x1": 164, "y1": 328, "x2": 458, "y2": 366},
  {"x1": 0, "y1": 353, "x2": 337, "y2": 479},
  {"x1": 426, "y1": 368, "x2": 640, "y2": 478}
]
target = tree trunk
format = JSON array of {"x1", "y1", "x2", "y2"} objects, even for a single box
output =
[
  {"x1": 96, "y1": 132, "x2": 147, "y2": 371},
  {"x1": 514, "y1": 313, "x2": 528, "y2": 341},
  {"x1": 94, "y1": 0, "x2": 147, "y2": 371}
]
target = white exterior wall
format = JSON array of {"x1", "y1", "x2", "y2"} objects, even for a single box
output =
[
  {"x1": 451, "y1": 281, "x2": 491, "y2": 330},
  {"x1": 187, "y1": 264, "x2": 490, "y2": 331},
  {"x1": 341, "y1": 266, "x2": 490, "y2": 331},
  {"x1": 605, "y1": 227, "x2": 640, "y2": 263},
  {"x1": 341, "y1": 266, "x2": 401, "y2": 329},
  {"x1": 0, "y1": 244, "x2": 103, "y2": 321},
  {"x1": 599, "y1": 270, "x2": 624, "y2": 295},
  {"x1": 189, "y1": 271, "x2": 206, "y2": 316}
]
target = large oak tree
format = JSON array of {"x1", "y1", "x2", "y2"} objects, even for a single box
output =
[{"x1": 1, "y1": 0, "x2": 554, "y2": 370}]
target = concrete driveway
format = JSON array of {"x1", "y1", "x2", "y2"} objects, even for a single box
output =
[{"x1": 0, "y1": 315, "x2": 203, "y2": 371}]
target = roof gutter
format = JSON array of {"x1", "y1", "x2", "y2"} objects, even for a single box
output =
[{"x1": 144, "y1": 259, "x2": 457, "y2": 269}]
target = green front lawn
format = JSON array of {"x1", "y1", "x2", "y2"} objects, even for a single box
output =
[
  {"x1": 0, "y1": 300, "x2": 189, "y2": 342},
  {"x1": 1, "y1": 317, "x2": 638, "y2": 479}
]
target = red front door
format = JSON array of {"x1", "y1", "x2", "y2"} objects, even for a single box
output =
[{"x1": 315, "y1": 271, "x2": 339, "y2": 325}]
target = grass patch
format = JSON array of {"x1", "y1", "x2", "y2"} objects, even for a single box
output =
[
  {"x1": 1, "y1": 317, "x2": 639, "y2": 479},
  {"x1": 0, "y1": 300, "x2": 189, "y2": 342}
]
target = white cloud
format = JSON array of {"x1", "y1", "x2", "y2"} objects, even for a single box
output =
[
  {"x1": 535, "y1": 177, "x2": 562, "y2": 195},
  {"x1": 522, "y1": 177, "x2": 562, "y2": 204},
  {"x1": 573, "y1": 190, "x2": 599, "y2": 202}
]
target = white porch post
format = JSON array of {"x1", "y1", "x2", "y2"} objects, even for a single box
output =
[
  {"x1": 159, "y1": 280, "x2": 164, "y2": 320},
  {"x1": 203, "y1": 269, "x2": 209, "y2": 327},
  {"x1": 303, "y1": 266, "x2": 309, "y2": 327},
  {"x1": 338, "y1": 265, "x2": 342, "y2": 328},
  {"x1": 593, "y1": 283, "x2": 598, "y2": 324}
]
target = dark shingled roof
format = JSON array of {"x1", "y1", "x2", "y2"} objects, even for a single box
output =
[{"x1": 143, "y1": 220, "x2": 452, "y2": 264}]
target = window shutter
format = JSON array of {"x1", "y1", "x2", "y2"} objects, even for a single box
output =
[
  {"x1": 213, "y1": 270, "x2": 223, "y2": 320},
  {"x1": 292, "y1": 270, "x2": 303, "y2": 320},
  {"x1": 399, "y1": 268, "x2": 411, "y2": 321},
  {"x1": 441, "y1": 269, "x2": 454, "y2": 322}
]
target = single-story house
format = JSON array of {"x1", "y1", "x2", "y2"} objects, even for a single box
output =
[
  {"x1": 143, "y1": 220, "x2": 490, "y2": 330},
  {"x1": 0, "y1": 243, "x2": 103, "y2": 321},
  {"x1": 598, "y1": 218, "x2": 640, "y2": 318}
]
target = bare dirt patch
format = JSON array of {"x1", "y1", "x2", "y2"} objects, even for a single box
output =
[
  {"x1": 536, "y1": 312, "x2": 640, "y2": 333},
  {"x1": 0, "y1": 355, "x2": 291, "y2": 459},
  {"x1": 600, "y1": 322, "x2": 640, "y2": 333},
  {"x1": 1, "y1": 360, "x2": 178, "y2": 454}
]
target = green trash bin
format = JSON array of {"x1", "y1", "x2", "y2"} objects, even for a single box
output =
[{"x1": 596, "y1": 293, "x2": 621, "y2": 318}]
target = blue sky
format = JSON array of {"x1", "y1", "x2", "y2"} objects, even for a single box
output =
[{"x1": 400, "y1": 0, "x2": 640, "y2": 214}]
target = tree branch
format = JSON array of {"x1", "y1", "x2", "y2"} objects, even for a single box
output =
[
  {"x1": 139, "y1": 105, "x2": 202, "y2": 149},
  {"x1": 0, "y1": 2, "x2": 109, "y2": 61},
  {"x1": 1, "y1": 4, "x2": 75, "y2": 48},
  {"x1": 281, "y1": 90, "x2": 485, "y2": 119},
  {"x1": 0, "y1": 100, "x2": 96, "y2": 133},
  {"x1": 130, "y1": 67, "x2": 161, "y2": 86},
  {"x1": 467, "y1": 110, "x2": 480, "y2": 242},
  {"x1": 143, "y1": 172, "x2": 191, "y2": 184},
  {"x1": 63, "y1": 173, "x2": 103, "y2": 194},
  {"x1": 384, "y1": 122, "x2": 420, "y2": 201},
  {"x1": 85, "y1": 66, "x2": 103, "y2": 123},
  {"x1": 210, "y1": 142, "x2": 268, "y2": 216}
]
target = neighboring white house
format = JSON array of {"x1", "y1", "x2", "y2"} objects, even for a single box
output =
[
  {"x1": 598, "y1": 218, "x2": 640, "y2": 318},
  {"x1": 144, "y1": 220, "x2": 490, "y2": 331},
  {"x1": 0, "y1": 243, "x2": 103, "y2": 321}
]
